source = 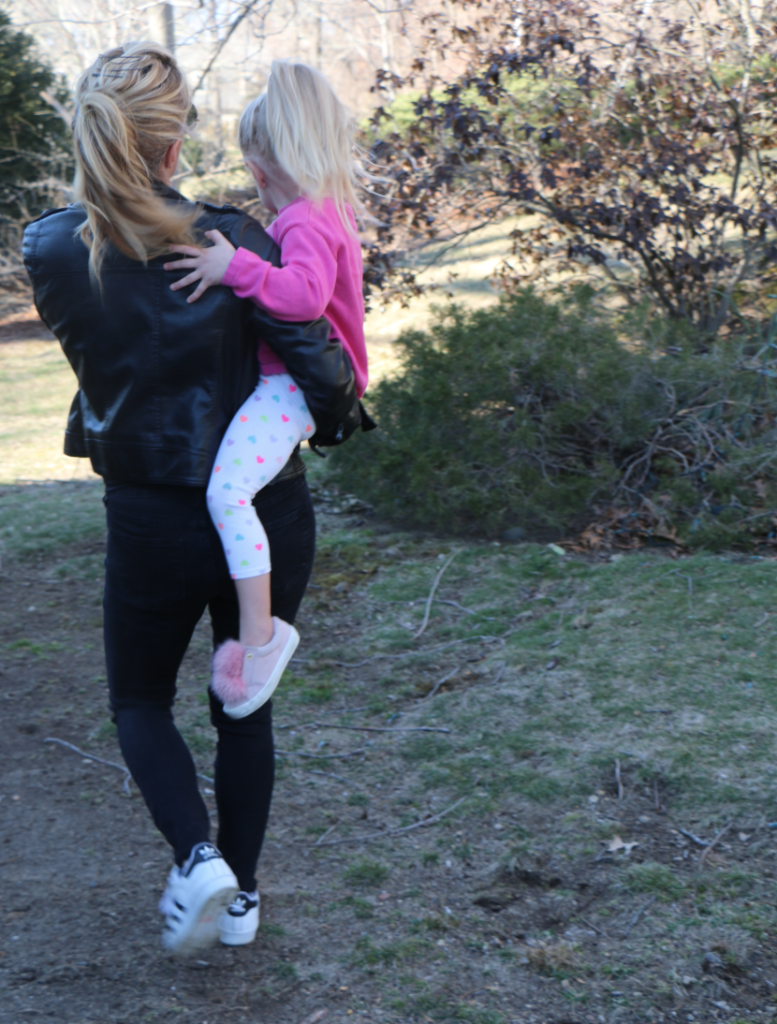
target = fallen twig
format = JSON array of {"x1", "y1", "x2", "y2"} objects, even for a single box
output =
[
  {"x1": 699, "y1": 821, "x2": 733, "y2": 869},
  {"x1": 332, "y1": 617, "x2": 531, "y2": 669},
  {"x1": 314, "y1": 723, "x2": 450, "y2": 734},
  {"x1": 670, "y1": 570, "x2": 694, "y2": 596},
  {"x1": 422, "y1": 666, "x2": 458, "y2": 701},
  {"x1": 413, "y1": 551, "x2": 462, "y2": 640},
  {"x1": 275, "y1": 746, "x2": 366, "y2": 760},
  {"x1": 300, "y1": 1009, "x2": 328, "y2": 1024},
  {"x1": 378, "y1": 597, "x2": 488, "y2": 618},
  {"x1": 315, "y1": 796, "x2": 467, "y2": 847},
  {"x1": 44, "y1": 737, "x2": 132, "y2": 795},
  {"x1": 622, "y1": 896, "x2": 655, "y2": 939},
  {"x1": 615, "y1": 758, "x2": 624, "y2": 800},
  {"x1": 579, "y1": 916, "x2": 611, "y2": 938},
  {"x1": 276, "y1": 708, "x2": 368, "y2": 723},
  {"x1": 45, "y1": 735, "x2": 213, "y2": 790},
  {"x1": 653, "y1": 778, "x2": 665, "y2": 814},
  {"x1": 678, "y1": 828, "x2": 710, "y2": 848},
  {"x1": 307, "y1": 769, "x2": 352, "y2": 786},
  {"x1": 369, "y1": 597, "x2": 476, "y2": 615},
  {"x1": 436, "y1": 599, "x2": 489, "y2": 617},
  {"x1": 491, "y1": 662, "x2": 507, "y2": 687},
  {"x1": 313, "y1": 822, "x2": 339, "y2": 846}
]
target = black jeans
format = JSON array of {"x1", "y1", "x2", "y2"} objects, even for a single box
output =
[{"x1": 103, "y1": 474, "x2": 315, "y2": 891}]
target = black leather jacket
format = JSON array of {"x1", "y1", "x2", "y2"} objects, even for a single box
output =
[{"x1": 22, "y1": 186, "x2": 363, "y2": 486}]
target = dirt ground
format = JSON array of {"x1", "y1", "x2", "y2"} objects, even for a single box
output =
[{"x1": 0, "y1": 292, "x2": 54, "y2": 344}]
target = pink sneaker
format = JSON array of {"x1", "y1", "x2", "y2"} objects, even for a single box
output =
[{"x1": 211, "y1": 617, "x2": 299, "y2": 718}]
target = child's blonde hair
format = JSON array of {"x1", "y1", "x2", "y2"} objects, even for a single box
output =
[
  {"x1": 73, "y1": 42, "x2": 197, "y2": 281},
  {"x1": 239, "y1": 61, "x2": 363, "y2": 230}
]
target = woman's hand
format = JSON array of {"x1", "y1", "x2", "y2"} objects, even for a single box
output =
[{"x1": 164, "y1": 229, "x2": 236, "y2": 302}]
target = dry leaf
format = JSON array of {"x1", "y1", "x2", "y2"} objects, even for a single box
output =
[
  {"x1": 578, "y1": 527, "x2": 603, "y2": 550},
  {"x1": 301, "y1": 1011, "x2": 328, "y2": 1024},
  {"x1": 605, "y1": 835, "x2": 639, "y2": 855}
]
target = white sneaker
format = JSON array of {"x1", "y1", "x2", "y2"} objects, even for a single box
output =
[
  {"x1": 158, "y1": 842, "x2": 238, "y2": 956},
  {"x1": 219, "y1": 890, "x2": 260, "y2": 946},
  {"x1": 211, "y1": 618, "x2": 300, "y2": 719}
]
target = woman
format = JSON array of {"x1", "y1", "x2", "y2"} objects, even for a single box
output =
[{"x1": 23, "y1": 43, "x2": 361, "y2": 956}]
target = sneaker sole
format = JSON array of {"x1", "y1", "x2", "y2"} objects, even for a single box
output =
[
  {"x1": 222, "y1": 626, "x2": 299, "y2": 719},
  {"x1": 162, "y1": 878, "x2": 239, "y2": 957},
  {"x1": 219, "y1": 922, "x2": 259, "y2": 946}
]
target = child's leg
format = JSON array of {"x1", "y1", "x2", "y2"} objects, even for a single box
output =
[
  {"x1": 206, "y1": 373, "x2": 315, "y2": 647},
  {"x1": 235, "y1": 575, "x2": 272, "y2": 648}
]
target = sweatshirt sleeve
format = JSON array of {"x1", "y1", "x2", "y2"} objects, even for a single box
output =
[{"x1": 222, "y1": 220, "x2": 338, "y2": 321}]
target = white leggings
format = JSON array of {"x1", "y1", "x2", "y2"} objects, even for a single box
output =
[{"x1": 206, "y1": 372, "x2": 315, "y2": 579}]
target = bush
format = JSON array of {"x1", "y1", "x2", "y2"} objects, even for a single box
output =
[
  {"x1": 365, "y1": 0, "x2": 777, "y2": 335},
  {"x1": 0, "y1": 11, "x2": 73, "y2": 251},
  {"x1": 333, "y1": 290, "x2": 777, "y2": 546}
]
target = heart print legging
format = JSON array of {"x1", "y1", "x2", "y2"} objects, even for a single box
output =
[{"x1": 206, "y1": 372, "x2": 315, "y2": 579}]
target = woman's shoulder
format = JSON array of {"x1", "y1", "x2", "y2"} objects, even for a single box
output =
[
  {"x1": 198, "y1": 203, "x2": 280, "y2": 266},
  {"x1": 24, "y1": 204, "x2": 84, "y2": 237},
  {"x1": 196, "y1": 201, "x2": 257, "y2": 236},
  {"x1": 23, "y1": 205, "x2": 88, "y2": 275}
]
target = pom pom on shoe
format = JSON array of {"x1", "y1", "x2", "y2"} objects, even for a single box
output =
[{"x1": 211, "y1": 640, "x2": 248, "y2": 704}]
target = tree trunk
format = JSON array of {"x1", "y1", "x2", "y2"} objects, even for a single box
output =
[{"x1": 148, "y1": 3, "x2": 175, "y2": 55}]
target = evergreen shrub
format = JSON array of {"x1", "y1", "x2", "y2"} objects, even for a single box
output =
[
  {"x1": 0, "y1": 11, "x2": 73, "y2": 251},
  {"x1": 332, "y1": 290, "x2": 777, "y2": 547}
]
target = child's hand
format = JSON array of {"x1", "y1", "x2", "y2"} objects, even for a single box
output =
[{"x1": 164, "y1": 229, "x2": 236, "y2": 302}]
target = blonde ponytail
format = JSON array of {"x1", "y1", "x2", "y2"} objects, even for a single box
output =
[
  {"x1": 239, "y1": 61, "x2": 366, "y2": 232},
  {"x1": 73, "y1": 43, "x2": 197, "y2": 281}
]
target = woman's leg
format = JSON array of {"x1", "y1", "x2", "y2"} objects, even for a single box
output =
[
  {"x1": 206, "y1": 374, "x2": 315, "y2": 647},
  {"x1": 208, "y1": 473, "x2": 316, "y2": 892},
  {"x1": 113, "y1": 706, "x2": 209, "y2": 860},
  {"x1": 209, "y1": 705, "x2": 275, "y2": 893},
  {"x1": 103, "y1": 483, "x2": 218, "y2": 865}
]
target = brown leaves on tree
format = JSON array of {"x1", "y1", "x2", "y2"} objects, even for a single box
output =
[{"x1": 362, "y1": 0, "x2": 777, "y2": 334}]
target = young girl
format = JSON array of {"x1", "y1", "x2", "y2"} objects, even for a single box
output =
[{"x1": 166, "y1": 61, "x2": 367, "y2": 721}]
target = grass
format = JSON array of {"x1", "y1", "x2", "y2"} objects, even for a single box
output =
[
  {"x1": 352, "y1": 934, "x2": 431, "y2": 967},
  {"x1": 0, "y1": 340, "x2": 98, "y2": 484},
  {"x1": 340, "y1": 895, "x2": 375, "y2": 919},
  {"x1": 0, "y1": 480, "x2": 105, "y2": 565},
  {"x1": 316, "y1": 538, "x2": 777, "y2": 817},
  {"x1": 623, "y1": 862, "x2": 686, "y2": 902},
  {"x1": 362, "y1": 215, "x2": 515, "y2": 380},
  {"x1": 343, "y1": 858, "x2": 390, "y2": 889}
]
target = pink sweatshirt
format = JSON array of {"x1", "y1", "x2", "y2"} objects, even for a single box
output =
[{"x1": 222, "y1": 196, "x2": 368, "y2": 398}]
